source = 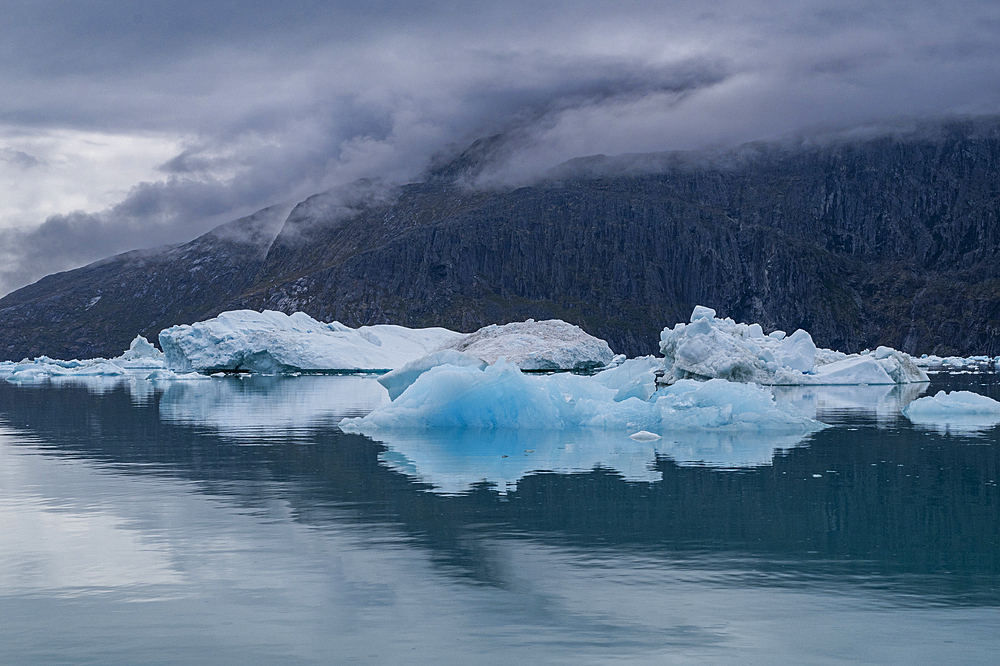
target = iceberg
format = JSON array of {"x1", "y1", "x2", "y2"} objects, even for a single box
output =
[
  {"x1": 112, "y1": 335, "x2": 167, "y2": 369},
  {"x1": 340, "y1": 360, "x2": 826, "y2": 433},
  {"x1": 902, "y1": 390, "x2": 1000, "y2": 433},
  {"x1": 158, "y1": 310, "x2": 464, "y2": 373},
  {"x1": 443, "y1": 319, "x2": 615, "y2": 371},
  {"x1": 157, "y1": 310, "x2": 617, "y2": 375},
  {"x1": 658, "y1": 307, "x2": 928, "y2": 385},
  {"x1": 377, "y1": 349, "x2": 488, "y2": 400}
]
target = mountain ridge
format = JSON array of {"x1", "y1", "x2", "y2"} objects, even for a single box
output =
[{"x1": 3, "y1": 118, "x2": 1000, "y2": 360}]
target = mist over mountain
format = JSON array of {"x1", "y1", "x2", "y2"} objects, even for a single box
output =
[{"x1": 2, "y1": 117, "x2": 1000, "y2": 361}]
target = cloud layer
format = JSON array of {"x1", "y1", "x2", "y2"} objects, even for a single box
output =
[{"x1": 2, "y1": 0, "x2": 1000, "y2": 294}]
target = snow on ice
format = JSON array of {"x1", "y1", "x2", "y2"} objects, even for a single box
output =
[{"x1": 443, "y1": 319, "x2": 615, "y2": 371}]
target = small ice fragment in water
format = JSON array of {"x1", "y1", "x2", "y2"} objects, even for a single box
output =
[{"x1": 630, "y1": 430, "x2": 661, "y2": 441}]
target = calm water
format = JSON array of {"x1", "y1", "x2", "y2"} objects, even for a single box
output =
[{"x1": 1, "y1": 372, "x2": 998, "y2": 665}]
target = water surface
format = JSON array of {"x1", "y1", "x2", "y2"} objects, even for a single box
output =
[{"x1": 1, "y1": 373, "x2": 998, "y2": 664}]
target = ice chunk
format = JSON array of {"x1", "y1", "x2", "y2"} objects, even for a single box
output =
[
  {"x1": 903, "y1": 390, "x2": 1000, "y2": 433},
  {"x1": 445, "y1": 319, "x2": 615, "y2": 371},
  {"x1": 340, "y1": 361, "x2": 825, "y2": 433},
  {"x1": 657, "y1": 305, "x2": 928, "y2": 385},
  {"x1": 158, "y1": 310, "x2": 464, "y2": 373},
  {"x1": 629, "y1": 430, "x2": 661, "y2": 441},
  {"x1": 775, "y1": 329, "x2": 817, "y2": 373},
  {"x1": 593, "y1": 356, "x2": 661, "y2": 391},
  {"x1": 690, "y1": 305, "x2": 717, "y2": 321},
  {"x1": 377, "y1": 350, "x2": 487, "y2": 400},
  {"x1": 112, "y1": 335, "x2": 166, "y2": 369},
  {"x1": 808, "y1": 356, "x2": 894, "y2": 384}
]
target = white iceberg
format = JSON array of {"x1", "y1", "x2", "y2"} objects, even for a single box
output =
[
  {"x1": 158, "y1": 310, "x2": 464, "y2": 373},
  {"x1": 112, "y1": 335, "x2": 167, "y2": 369},
  {"x1": 340, "y1": 360, "x2": 826, "y2": 433},
  {"x1": 902, "y1": 390, "x2": 1000, "y2": 433},
  {"x1": 658, "y1": 307, "x2": 928, "y2": 385},
  {"x1": 443, "y1": 318, "x2": 615, "y2": 371}
]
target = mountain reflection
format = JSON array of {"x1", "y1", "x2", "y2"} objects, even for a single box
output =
[{"x1": 1, "y1": 376, "x2": 998, "y2": 605}]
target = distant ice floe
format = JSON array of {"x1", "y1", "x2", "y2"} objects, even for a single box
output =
[
  {"x1": 1, "y1": 336, "x2": 168, "y2": 385},
  {"x1": 914, "y1": 354, "x2": 1000, "y2": 371},
  {"x1": 903, "y1": 390, "x2": 1000, "y2": 434},
  {"x1": 658, "y1": 306, "x2": 928, "y2": 385}
]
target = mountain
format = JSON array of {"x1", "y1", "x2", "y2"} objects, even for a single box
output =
[{"x1": 3, "y1": 119, "x2": 1000, "y2": 361}]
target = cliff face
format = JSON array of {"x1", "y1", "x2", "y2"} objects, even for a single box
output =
[{"x1": 3, "y1": 120, "x2": 1000, "y2": 360}]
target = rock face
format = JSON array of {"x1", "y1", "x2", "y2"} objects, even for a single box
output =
[{"x1": 4, "y1": 118, "x2": 1000, "y2": 360}]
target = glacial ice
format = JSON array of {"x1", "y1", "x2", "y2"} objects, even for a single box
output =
[
  {"x1": 377, "y1": 350, "x2": 488, "y2": 400},
  {"x1": 903, "y1": 390, "x2": 1000, "y2": 433},
  {"x1": 658, "y1": 308, "x2": 928, "y2": 385},
  {"x1": 157, "y1": 310, "x2": 617, "y2": 374},
  {"x1": 339, "y1": 360, "x2": 826, "y2": 433},
  {"x1": 915, "y1": 354, "x2": 1000, "y2": 370},
  {"x1": 1, "y1": 334, "x2": 171, "y2": 384},
  {"x1": 113, "y1": 335, "x2": 166, "y2": 368},
  {"x1": 158, "y1": 310, "x2": 464, "y2": 373},
  {"x1": 443, "y1": 319, "x2": 615, "y2": 371}
]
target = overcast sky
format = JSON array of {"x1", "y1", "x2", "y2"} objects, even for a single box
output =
[{"x1": 2, "y1": 0, "x2": 1000, "y2": 295}]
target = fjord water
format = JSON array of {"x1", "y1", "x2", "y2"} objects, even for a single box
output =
[{"x1": 1, "y1": 374, "x2": 998, "y2": 665}]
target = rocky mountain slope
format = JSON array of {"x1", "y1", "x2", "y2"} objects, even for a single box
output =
[{"x1": 3, "y1": 119, "x2": 1000, "y2": 360}]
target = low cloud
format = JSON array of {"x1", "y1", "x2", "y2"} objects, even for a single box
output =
[{"x1": 2, "y1": 0, "x2": 1000, "y2": 294}]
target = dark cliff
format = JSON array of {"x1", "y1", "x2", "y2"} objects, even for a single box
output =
[{"x1": 3, "y1": 119, "x2": 1000, "y2": 360}]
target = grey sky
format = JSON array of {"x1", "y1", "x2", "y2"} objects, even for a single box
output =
[{"x1": 2, "y1": 0, "x2": 1000, "y2": 295}]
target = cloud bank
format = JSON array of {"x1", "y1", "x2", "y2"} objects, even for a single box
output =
[{"x1": 2, "y1": 0, "x2": 1000, "y2": 294}]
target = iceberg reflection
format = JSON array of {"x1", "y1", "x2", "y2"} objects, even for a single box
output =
[
  {"x1": 157, "y1": 376, "x2": 387, "y2": 442},
  {"x1": 369, "y1": 428, "x2": 814, "y2": 495},
  {"x1": 770, "y1": 382, "x2": 928, "y2": 424}
]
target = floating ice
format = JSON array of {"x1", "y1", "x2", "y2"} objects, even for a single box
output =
[
  {"x1": 444, "y1": 319, "x2": 615, "y2": 371},
  {"x1": 158, "y1": 310, "x2": 463, "y2": 373},
  {"x1": 3, "y1": 359, "x2": 129, "y2": 383},
  {"x1": 915, "y1": 354, "x2": 1000, "y2": 371},
  {"x1": 658, "y1": 306, "x2": 928, "y2": 385},
  {"x1": 903, "y1": 390, "x2": 1000, "y2": 433},
  {"x1": 112, "y1": 335, "x2": 166, "y2": 369},
  {"x1": 340, "y1": 360, "x2": 825, "y2": 433},
  {"x1": 377, "y1": 350, "x2": 487, "y2": 400}
]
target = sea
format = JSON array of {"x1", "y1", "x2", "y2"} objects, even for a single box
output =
[{"x1": 0, "y1": 371, "x2": 998, "y2": 665}]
